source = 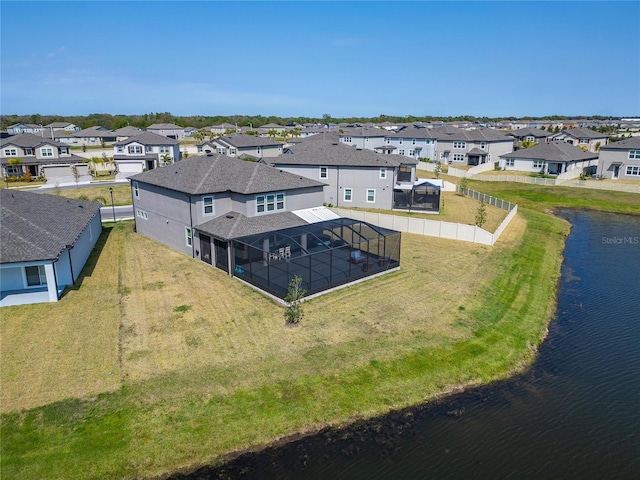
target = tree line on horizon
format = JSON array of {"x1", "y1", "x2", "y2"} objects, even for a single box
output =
[{"x1": 0, "y1": 112, "x2": 626, "y2": 132}]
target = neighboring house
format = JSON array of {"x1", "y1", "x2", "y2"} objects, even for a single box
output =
[
  {"x1": 0, "y1": 133, "x2": 89, "y2": 180},
  {"x1": 597, "y1": 137, "x2": 640, "y2": 181},
  {"x1": 113, "y1": 126, "x2": 144, "y2": 141},
  {"x1": 383, "y1": 126, "x2": 437, "y2": 160},
  {"x1": 339, "y1": 127, "x2": 387, "y2": 151},
  {"x1": 130, "y1": 154, "x2": 400, "y2": 299},
  {"x1": 0, "y1": 189, "x2": 102, "y2": 306},
  {"x1": 45, "y1": 122, "x2": 81, "y2": 132},
  {"x1": 257, "y1": 123, "x2": 286, "y2": 136},
  {"x1": 113, "y1": 132, "x2": 181, "y2": 177},
  {"x1": 184, "y1": 126, "x2": 198, "y2": 137},
  {"x1": 499, "y1": 142, "x2": 599, "y2": 176},
  {"x1": 147, "y1": 123, "x2": 186, "y2": 140},
  {"x1": 62, "y1": 126, "x2": 118, "y2": 145},
  {"x1": 198, "y1": 133, "x2": 283, "y2": 159},
  {"x1": 6, "y1": 123, "x2": 44, "y2": 134},
  {"x1": 204, "y1": 123, "x2": 237, "y2": 135},
  {"x1": 267, "y1": 140, "x2": 438, "y2": 211},
  {"x1": 550, "y1": 128, "x2": 608, "y2": 152},
  {"x1": 507, "y1": 127, "x2": 551, "y2": 148},
  {"x1": 433, "y1": 127, "x2": 514, "y2": 166}
]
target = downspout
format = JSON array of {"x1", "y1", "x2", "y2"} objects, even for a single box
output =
[
  {"x1": 67, "y1": 246, "x2": 75, "y2": 283},
  {"x1": 336, "y1": 166, "x2": 340, "y2": 207},
  {"x1": 52, "y1": 260, "x2": 60, "y2": 300},
  {"x1": 187, "y1": 194, "x2": 195, "y2": 258}
]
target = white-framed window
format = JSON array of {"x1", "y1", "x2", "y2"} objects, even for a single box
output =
[
  {"x1": 425, "y1": 139, "x2": 433, "y2": 144},
  {"x1": 230, "y1": 148, "x2": 236, "y2": 155},
  {"x1": 453, "y1": 153, "x2": 465, "y2": 162},
  {"x1": 24, "y1": 265, "x2": 47, "y2": 287},
  {"x1": 386, "y1": 138, "x2": 390, "y2": 144},
  {"x1": 628, "y1": 150, "x2": 640, "y2": 159},
  {"x1": 136, "y1": 209, "x2": 148, "y2": 219},
  {"x1": 409, "y1": 149, "x2": 416, "y2": 156},
  {"x1": 256, "y1": 146, "x2": 262, "y2": 155},
  {"x1": 146, "y1": 146, "x2": 154, "y2": 153},
  {"x1": 256, "y1": 192, "x2": 285, "y2": 214},
  {"x1": 579, "y1": 138, "x2": 589, "y2": 145},
  {"x1": 366, "y1": 189, "x2": 376, "y2": 203},
  {"x1": 344, "y1": 136, "x2": 352, "y2": 142},
  {"x1": 626, "y1": 165, "x2": 640, "y2": 176},
  {"x1": 525, "y1": 136, "x2": 535, "y2": 143},
  {"x1": 203, "y1": 196, "x2": 214, "y2": 215},
  {"x1": 453, "y1": 141, "x2": 466, "y2": 149},
  {"x1": 480, "y1": 142, "x2": 487, "y2": 149},
  {"x1": 505, "y1": 159, "x2": 515, "y2": 167},
  {"x1": 116, "y1": 146, "x2": 125, "y2": 153},
  {"x1": 319, "y1": 166, "x2": 328, "y2": 179},
  {"x1": 533, "y1": 160, "x2": 545, "y2": 169},
  {"x1": 133, "y1": 181, "x2": 139, "y2": 198},
  {"x1": 4, "y1": 148, "x2": 17, "y2": 156},
  {"x1": 379, "y1": 167, "x2": 387, "y2": 179},
  {"x1": 159, "y1": 146, "x2": 170, "y2": 153},
  {"x1": 412, "y1": 139, "x2": 416, "y2": 145},
  {"x1": 399, "y1": 149, "x2": 405, "y2": 155},
  {"x1": 217, "y1": 147, "x2": 226, "y2": 155},
  {"x1": 185, "y1": 227, "x2": 192, "y2": 247},
  {"x1": 24, "y1": 148, "x2": 34, "y2": 155},
  {"x1": 128, "y1": 145, "x2": 143, "y2": 154},
  {"x1": 6, "y1": 165, "x2": 22, "y2": 176},
  {"x1": 41, "y1": 147, "x2": 53, "y2": 157},
  {"x1": 343, "y1": 188, "x2": 352, "y2": 202},
  {"x1": 59, "y1": 147, "x2": 69, "y2": 155},
  {"x1": 399, "y1": 139, "x2": 403, "y2": 144}
]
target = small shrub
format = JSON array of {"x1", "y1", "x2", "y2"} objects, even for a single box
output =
[
  {"x1": 284, "y1": 275, "x2": 306, "y2": 325},
  {"x1": 174, "y1": 304, "x2": 192, "y2": 313},
  {"x1": 475, "y1": 201, "x2": 487, "y2": 228}
]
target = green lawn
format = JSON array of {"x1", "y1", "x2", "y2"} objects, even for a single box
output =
[{"x1": 49, "y1": 184, "x2": 132, "y2": 206}]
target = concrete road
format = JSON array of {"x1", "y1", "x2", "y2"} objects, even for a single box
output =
[{"x1": 100, "y1": 205, "x2": 133, "y2": 222}]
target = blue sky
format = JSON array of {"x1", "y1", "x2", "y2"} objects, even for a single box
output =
[{"x1": 1, "y1": 1, "x2": 639, "y2": 118}]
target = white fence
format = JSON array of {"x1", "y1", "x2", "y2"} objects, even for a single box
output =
[
  {"x1": 332, "y1": 188, "x2": 517, "y2": 246},
  {"x1": 457, "y1": 187, "x2": 517, "y2": 211}
]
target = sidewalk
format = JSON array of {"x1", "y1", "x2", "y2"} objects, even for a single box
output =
[{"x1": 36, "y1": 176, "x2": 130, "y2": 189}]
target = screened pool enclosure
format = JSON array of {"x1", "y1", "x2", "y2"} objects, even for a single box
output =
[{"x1": 227, "y1": 218, "x2": 401, "y2": 299}]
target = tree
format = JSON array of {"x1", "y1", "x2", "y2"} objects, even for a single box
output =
[
  {"x1": 434, "y1": 161, "x2": 443, "y2": 178},
  {"x1": 595, "y1": 141, "x2": 601, "y2": 152},
  {"x1": 475, "y1": 201, "x2": 487, "y2": 228},
  {"x1": 458, "y1": 176, "x2": 469, "y2": 195},
  {"x1": 161, "y1": 154, "x2": 171, "y2": 166},
  {"x1": 519, "y1": 140, "x2": 538, "y2": 149},
  {"x1": 284, "y1": 275, "x2": 306, "y2": 325},
  {"x1": 71, "y1": 165, "x2": 81, "y2": 188}
]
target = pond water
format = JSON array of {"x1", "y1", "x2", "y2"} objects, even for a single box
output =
[{"x1": 173, "y1": 210, "x2": 640, "y2": 480}]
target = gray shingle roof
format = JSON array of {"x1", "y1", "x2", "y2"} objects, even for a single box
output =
[
  {"x1": 271, "y1": 141, "x2": 417, "y2": 167},
  {"x1": 599, "y1": 137, "x2": 640, "y2": 150},
  {"x1": 561, "y1": 128, "x2": 605, "y2": 139},
  {"x1": 386, "y1": 126, "x2": 435, "y2": 140},
  {"x1": 113, "y1": 131, "x2": 178, "y2": 146},
  {"x1": 339, "y1": 126, "x2": 387, "y2": 137},
  {"x1": 147, "y1": 123, "x2": 183, "y2": 130},
  {"x1": 501, "y1": 142, "x2": 598, "y2": 162},
  {"x1": 507, "y1": 128, "x2": 551, "y2": 138},
  {"x1": 431, "y1": 126, "x2": 512, "y2": 142},
  {"x1": 196, "y1": 211, "x2": 306, "y2": 240},
  {"x1": 0, "y1": 189, "x2": 101, "y2": 264},
  {"x1": 1, "y1": 132, "x2": 67, "y2": 149},
  {"x1": 130, "y1": 154, "x2": 325, "y2": 195},
  {"x1": 69, "y1": 126, "x2": 116, "y2": 138}
]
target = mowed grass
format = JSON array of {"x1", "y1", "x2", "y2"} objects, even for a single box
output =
[
  {"x1": 1, "y1": 207, "x2": 569, "y2": 479},
  {"x1": 47, "y1": 184, "x2": 132, "y2": 205},
  {"x1": 347, "y1": 191, "x2": 508, "y2": 232}
]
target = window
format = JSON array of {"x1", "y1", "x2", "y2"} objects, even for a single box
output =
[
  {"x1": 7, "y1": 165, "x2": 22, "y2": 176},
  {"x1": 379, "y1": 167, "x2": 387, "y2": 179},
  {"x1": 203, "y1": 196, "x2": 214, "y2": 215},
  {"x1": 399, "y1": 139, "x2": 403, "y2": 144},
  {"x1": 343, "y1": 136, "x2": 352, "y2": 142},
  {"x1": 344, "y1": 188, "x2": 352, "y2": 202},
  {"x1": 217, "y1": 147, "x2": 226, "y2": 155},
  {"x1": 425, "y1": 139, "x2": 433, "y2": 144},
  {"x1": 412, "y1": 139, "x2": 416, "y2": 145},
  {"x1": 25, "y1": 265, "x2": 47, "y2": 287},
  {"x1": 159, "y1": 146, "x2": 170, "y2": 153},
  {"x1": 41, "y1": 147, "x2": 53, "y2": 157},
  {"x1": 399, "y1": 149, "x2": 405, "y2": 155},
  {"x1": 116, "y1": 146, "x2": 124, "y2": 153},
  {"x1": 256, "y1": 146, "x2": 262, "y2": 155},
  {"x1": 579, "y1": 138, "x2": 589, "y2": 145},
  {"x1": 136, "y1": 209, "x2": 148, "y2": 219},
  {"x1": 319, "y1": 166, "x2": 328, "y2": 179},
  {"x1": 626, "y1": 166, "x2": 640, "y2": 176},
  {"x1": 453, "y1": 141, "x2": 466, "y2": 149},
  {"x1": 185, "y1": 227, "x2": 192, "y2": 247},
  {"x1": 366, "y1": 189, "x2": 376, "y2": 203},
  {"x1": 525, "y1": 136, "x2": 535, "y2": 143},
  {"x1": 453, "y1": 153, "x2": 465, "y2": 162},
  {"x1": 230, "y1": 148, "x2": 236, "y2": 155},
  {"x1": 59, "y1": 147, "x2": 68, "y2": 154},
  {"x1": 3, "y1": 148, "x2": 17, "y2": 156},
  {"x1": 146, "y1": 146, "x2": 154, "y2": 153},
  {"x1": 128, "y1": 145, "x2": 143, "y2": 154},
  {"x1": 133, "y1": 181, "x2": 139, "y2": 198},
  {"x1": 24, "y1": 148, "x2": 34, "y2": 155},
  {"x1": 480, "y1": 142, "x2": 487, "y2": 149},
  {"x1": 398, "y1": 165, "x2": 412, "y2": 182},
  {"x1": 365, "y1": 137, "x2": 369, "y2": 142},
  {"x1": 409, "y1": 149, "x2": 416, "y2": 156},
  {"x1": 628, "y1": 150, "x2": 640, "y2": 159},
  {"x1": 533, "y1": 160, "x2": 545, "y2": 169},
  {"x1": 505, "y1": 159, "x2": 515, "y2": 167},
  {"x1": 256, "y1": 192, "x2": 285, "y2": 214}
]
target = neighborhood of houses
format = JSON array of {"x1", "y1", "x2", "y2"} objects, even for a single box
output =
[{"x1": 1, "y1": 118, "x2": 639, "y2": 307}]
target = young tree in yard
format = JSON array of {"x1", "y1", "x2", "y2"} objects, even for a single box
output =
[
  {"x1": 284, "y1": 275, "x2": 306, "y2": 325},
  {"x1": 475, "y1": 201, "x2": 487, "y2": 228},
  {"x1": 458, "y1": 176, "x2": 469, "y2": 195},
  {"x1": 71, "y1": 165, "x2": 81, "y2": 187},
  {"x1": 434, "y1": 160, "x2": 443, "y2": 178}
]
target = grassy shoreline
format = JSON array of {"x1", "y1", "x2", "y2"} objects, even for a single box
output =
[{"x1": 2, "y1": 182, "x2": 638, "y2": 479}]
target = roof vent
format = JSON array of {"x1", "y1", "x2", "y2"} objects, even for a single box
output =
[{"x1": 225, "y1": 214, "x2": 234, "y2": 219}]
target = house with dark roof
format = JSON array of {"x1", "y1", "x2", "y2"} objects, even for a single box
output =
[
  {"x1": 507, "y1": 128, "x2": 551, "y2": 148},
  {"x1": 1, "y1": 133, "x2": 89, "y2": 180},
  {"x1": 550, "y1": 128, "x2": 608, "y2": 153},
  {"x1": 61, "y1": 126, "x2": 118, "y2": 145},
  {"x1": 129, "y1": 154, "x2": 401, "y2": 299},
  {"x1": 267, "y1": 141, "x2": 439, "y2": 211},
  {"x1": 0, "y1": 189, "x2": 102, "y2": 306},
  {"x1": 198, "y1": 133, "x2": 283, "y2": 159},
  {"x1": 113, "y1": 125, "x2": 144, "y2": 141},
  {"x1": 147, "y1": 123, "x2": 186, "y2": 140},
  {"x1": 433, "y1": 127, "x2": 514, "y2": 166},
  {"x1": 383, "y1": 126, "x2": 437, "y2": 160},
  {"x1": 596, "y1": 137, "x2": 640, "y2": 181},
  {"x1": 45, "y1": 122, "x2": 81, "y2": 132},
  {"x1": 112, "y1": 132, "x2": 181, "y2": 178},
  {"x1": 499, "y1": 143, "x2": 599, "y2": 176},
  {"x1": 339, "y1": 126, "x2": 387, "y2": 151},
  {"x1": 6, "y1": 123, "x2": 44, "y2": 135}
]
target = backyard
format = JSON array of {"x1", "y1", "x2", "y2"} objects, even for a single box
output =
[{"x1": 1, "y1": 203, "x2": 569, "y2": 478}]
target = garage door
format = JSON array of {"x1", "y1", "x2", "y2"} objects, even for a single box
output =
[
  {"x1": 43, "y1": 165, "x2": 71, "y2": 178},
  {"x1": 117, "y1": 162, "x2": 144, "y2": 174}
]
